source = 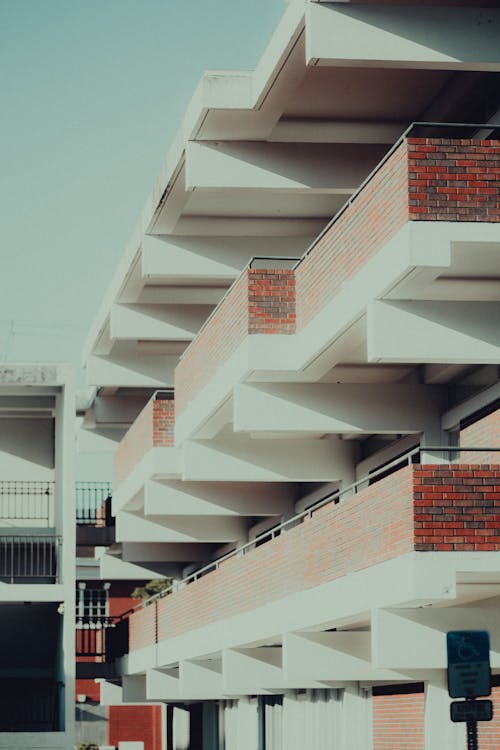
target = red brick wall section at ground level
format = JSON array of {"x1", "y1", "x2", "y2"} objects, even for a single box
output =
[
  {"x1": 407, "y1": 138, "x2": 500, "y2": 222},
  {"x1": 75, "y1": 678, "x2": 100, "y2": 703},
  {"x1": 373, "y1": 690, "x2": 424, "y2": 750},
  {"x1": 373, "y1": 684, "x2": 500, "y2": 750},
  {"x1": 114, "y1": 398, "x2": 174, "y2": 488},
  {"x1": 109, "y1": 704, "x2": 163, "y2": 750}
]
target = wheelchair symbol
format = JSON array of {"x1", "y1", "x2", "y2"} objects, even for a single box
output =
[{"x1": 456, "y1": 635, "x2": 481, "y2": 661}]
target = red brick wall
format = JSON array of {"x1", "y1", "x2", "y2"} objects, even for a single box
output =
[
  {"x1": 373, "y1": 689, "x2": 424, "y2": 750},
  {"x1": 127, "y1": 466, "x2": 414, "y2": 647},
  {"x1": 75, "y1": 678, "x2": 100, "y2": 703},
  {"x1": 413, "y1": 464, "x2": 500, "y2": 552},
  {"x1": 479, "y1": 685, "x2": 500, "y2": 748},
  {"x1": 126, "y1": 463, "x2": 500, "y2": 650},
  {"x1": 248, "y1": 269, "x2": 295, "y2": 334},
  {"x1": 176, "y1": 269, "x2": 296, "y2": 414},
  {"x1": 407, "y1": 138, "x2": 500, "y2": 222},
  {"x1": 129, "y1": 602, "x2": 158, "y2": 651},
  {"x1": 114, "y1": 397, "x2": 174, "y2": 487},
  {"x1": 109, "y1": 704, "x2": 163, "y2": 750},
  {"x1": 460, "y1": 407, "x2": 500, "y2": 463},
  {"x1": 296, "y1": 141, "x2": 409, "y2": 329}
]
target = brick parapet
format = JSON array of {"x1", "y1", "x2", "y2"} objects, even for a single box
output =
[
  {"x1": 459, "y1": 407, "x2": 500, "y2": 464},
  {"x1": 174, "y1": 139, "x2": 500, "y2": 412},
  {"x1": 407, "y1": 137, "x2": 500, "y2": 221},
  {"x1": 113, "y1": 396, "x2": 174, "y2": 488},
  {"x1": 130, "y1": 466, "x2": 414, "y2": 647},
  {"x1": 296, "y1": 140, "x2": 409, "y2": 328},
  {"x1": 175, "y1": 269, "x2": 296, "y2": 414},
  {"x1": 127, "y1": 462, "x2": 500, "y2": 650},
  {"x1": 413, "y1": 463, "x2": 500, "y2": 552}
]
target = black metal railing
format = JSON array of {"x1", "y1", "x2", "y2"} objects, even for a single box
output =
[
  {"x1": 0, "y1": 678, "x2": 62, "y2": 731},
  {"x1": 75, "y1": 615, "x2": 129, "y2": 661},
  {"x1": 0, "y1": 480, "x2": 54, "y2": 524},
  {"x1": 76, "y1": 481, "x2": 113, "y2": 527},
  {"x1": 0, "y1": 534, "x2": 61, "y2": 583}
]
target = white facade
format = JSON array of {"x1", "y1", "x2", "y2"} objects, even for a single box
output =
[
  {"x1": 81, "y1": 1, "x2": 500, "y2": 748},
  {"x1": 0, "y1": 364, "x2": 75, "y2": 748}
]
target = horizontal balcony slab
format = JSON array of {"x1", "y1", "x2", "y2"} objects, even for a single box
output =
[
  {"x1": 116, "y1": 510, "x2": 248, "y2": 544},
  {"x1": 234, "y1": 382, "x2": 444, "y2": 436},
  {"x1": 373, "y1": 607, "x2": 500, "y2": 670},
  {"x1": 109, "y1": 303, "x2": 213, "y2": 343},
  {"x1": 368, "y1": 300, "x2": 500, "y2": 365},
  {"x1": 143, "y1": 479, "x2": 294, "y2": 517},
  {"x1": 306, "y1": 4, "x2": 500, "y2": 70},
  {"x1": 182, "y1": 435, "x2": 356, "y2": 483},
  {"x1": 113, "y1": 447, "x2": 181, "y2": 513},
  {"x1": 186, "y1": 141, "x2": 385, "y2": 193},
  {"x1": 283, "y1": 632, "x2": 413, "y2": 683},
  {"x1": 86, "y1": 351, "x2": 176, "y2": 388},
  {"x1": 141, "y1": 234, "x2": 309, "y2": 286}
]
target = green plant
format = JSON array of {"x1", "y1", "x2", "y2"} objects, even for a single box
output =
[
  {"x1": 76, "y1": 742, "x2": 99, "y2": 750},
  {"x1": 131, "y1": 577, "x2": 173, "y2": 602}
]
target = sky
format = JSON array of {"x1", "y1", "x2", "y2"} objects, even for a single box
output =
[{"x1": 0, "y1": 0, "x2": 286, "y2": 385}]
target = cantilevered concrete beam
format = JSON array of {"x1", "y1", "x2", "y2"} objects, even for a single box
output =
[
  {"x1": 223, "y1": 648, "x2": 283, "y2": 694},
  {"x1": 306, "y1": 4, "x2": 500, "y2": 71},
  {"x1": 109, "y1": 303, "x2": 212, "y2": 343},
  {"x1": 121, "y1": 542, "x2": 211, "y2": 564},
  {"x1": 234, "y1": 383, "x2": 444, "y2": 436},
  {"x1": 186, "y1": 141, "x2": 385, "y2": 194},
  {"x1": 373, "y1": 608, "x2": 500, "y2": 671},
  {"x1": 141, "y1": 235, "x2": 309, "y2": 286},
  {"x1": 86, "y1": 350, "x2": 176, "y2": 388},
  {"x1": 146, "y1": 668, "x2": 181, "y2": 701},
  {"x1": 116, "y1": 510, "x2": 248, "y2": 544},
  {"x1": 283, "y1": 633, "x2": 412, "y2": 683},
  {"x1": 180, "y1": 660, "x2": 224, "y2": 700},
  {"x1": 143, "y1": 480, "x2": 294, "y2": 517},
  {"x1": 183, "y1": 435, "x2": 356, "y2": 483},
  {"x1": 367, "y1": 301, "x2": 500, "y2": 364}
]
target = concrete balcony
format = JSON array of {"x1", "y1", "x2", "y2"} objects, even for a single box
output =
[
  {"x1": 120, "y1": 458, "x2": 500, "y2": 695},
  {"x1": 175, "y1": 136, "x2": 500, "y2": 443}
]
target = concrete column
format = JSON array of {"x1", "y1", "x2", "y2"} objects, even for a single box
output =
[
  {"x1": 424, "y1": 674, "x2": 464, "y2": 750},
  {"x1": 340, "y1": 684, "x2": 371, "y2": 750}
]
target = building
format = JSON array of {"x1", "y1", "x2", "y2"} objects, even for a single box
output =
[
  {"x1": 81, "y1": 1, "x2": 500, "y2": 748},
  {"x1": 0, "y1": 364, "x2": 75, "y2": 749}
]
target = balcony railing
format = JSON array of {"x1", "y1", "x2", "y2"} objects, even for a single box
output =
[
  {"x1": 76, "y1": 614, "x2": 129, "y2": 661},
  {"x1": 175, "y1": 124, "x2": 500, "y2": 414},
  {"x1": 76, "y1": 481, "x2": 113, "y2": 527},
  {"x1": 0, "y1": 480, "x2": 54, "y2": 526},
  {"x1": 120, "y1": 445, "x2": 499, "y2": 651},
  {"x1": 0, "y1": 534, "x2": 61, "y2": 583}
]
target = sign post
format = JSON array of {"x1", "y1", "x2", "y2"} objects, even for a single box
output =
[{"x1": 447, "y1": 631, "x2": 493, "y2": 750}]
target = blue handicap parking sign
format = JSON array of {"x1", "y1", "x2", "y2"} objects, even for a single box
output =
[{"x1": 447, "y1": 631, "x2": 491, "y2": 699}]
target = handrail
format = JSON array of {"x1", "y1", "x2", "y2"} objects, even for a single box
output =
[
  {"x1": 117, "y1": 444, "x2": 500, "y2": 620},
  {"x1": 178, "y1": 120, "x2": 500, "y2": 365}
]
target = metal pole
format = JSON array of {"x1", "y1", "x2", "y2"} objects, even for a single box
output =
[{"x1": 466, "y1": 720, "x2": 478, "y2": 750}]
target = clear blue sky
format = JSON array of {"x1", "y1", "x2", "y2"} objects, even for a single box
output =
[{"x1": 0, "y1": 0, "x2": 286, "y2": 384}]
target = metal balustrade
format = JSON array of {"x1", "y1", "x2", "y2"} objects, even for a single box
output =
[
  {"x1": 122, "y1": 445, "x2": 500, "y2": 621},
  {"x1": 0, "y1": 480, "x2": 54, "y2": 525},
  {"x1": 76, "y1": 481, "x2": 113, "y2": 526},
  {"x1": 0, "y1": 534, "x2": 61, "y2": 583},
  {"x1": 75, "y1": 615, "x2": 129, "y2": 661}
]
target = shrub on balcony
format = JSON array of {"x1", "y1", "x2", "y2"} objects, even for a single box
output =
[{"x1": 131, "y1": 577, "x2": 173, "y2": 603}]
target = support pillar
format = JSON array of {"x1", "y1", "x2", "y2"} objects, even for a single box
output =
[{"x1": 424, "y1": 674, "x2": 464, "y2": 750}]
